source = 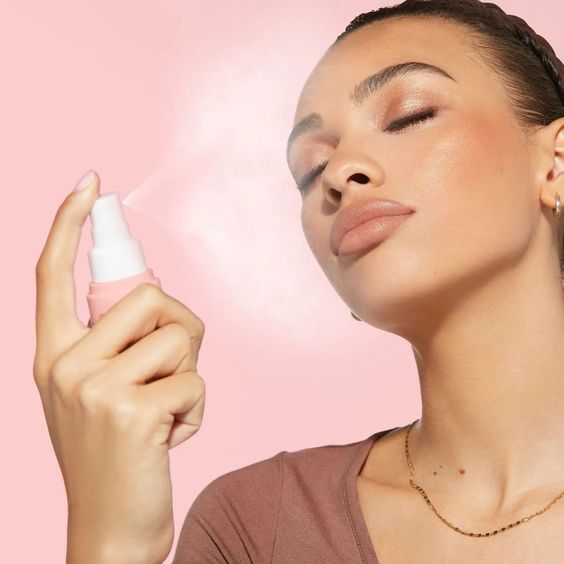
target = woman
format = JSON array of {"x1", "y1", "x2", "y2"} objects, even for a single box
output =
[{"x1": 33, "y1": 0, "x2": 564, "y2": 562}]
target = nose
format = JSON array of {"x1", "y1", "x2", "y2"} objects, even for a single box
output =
[{"x1": 322, "y1": 159, "x2": 384, "y2": 206}]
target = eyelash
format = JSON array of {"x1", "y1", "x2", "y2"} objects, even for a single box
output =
[{"x1": 296, "y1": 106, "x2": 438, "y2": 193}]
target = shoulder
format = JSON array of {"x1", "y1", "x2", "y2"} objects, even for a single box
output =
[
  {"x1": 173, "y1": 450, "x2": 285, "y2": 563},
  {"x1": 183, "y1": 437, "x2": 365, "y2": 512},
  {"x1": 197, "y1": 433, "x2": 373, "y2": 497},
  {"x1": 208, "y1": 434, "x2": 373, "y2": 496},
  {"x1": 195, "y1": 448, "x2": 286, "y2": 513},
  {"x1": 172, "y1": 433, "x2": 381, "y2": 563},
  {"x1": 180, "y1": 434, "x2": 375, "y2": 531}
]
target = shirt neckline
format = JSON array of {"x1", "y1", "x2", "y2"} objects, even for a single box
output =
[{"x1": 343, "y1": 426, "x2": 400, "y2": 564}]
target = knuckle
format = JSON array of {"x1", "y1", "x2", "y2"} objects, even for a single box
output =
[
  {"x1": 76, "y1": 378, "x2": 141, "y2": 426},
  {"x1": 47, "y1": 357, "x2": 78, "y2": 401},
  {"x1": 136, "y1": 282, "x2": 162, "y2": 303},
  {"x1": 50, "y1": 356, "x2": 73, "y2": 383},
  {"x1": 192, "y1": 372, "x2": 206, "y2": 398},
  {"x1": 32, "y1": 354, "x2": 48, "y2": 385},
  {"x1": 193, "y1": 316, "x2": 205, "y2": 339},
  {"x1": 135, "y1": 283, "x2": 163, "y2": 317},
  {"x1": 171, "y1": 298, "x2": 205, "y2": 340},
  {"x1": 76, "y1": 377, "x2": 104, "y2": 408},
  {"x1": 185, "y1": 315, "x2": 205, "y2": 347},
  {"x1": 166, "y1": 323, "x2": 191, "y2": 348}
]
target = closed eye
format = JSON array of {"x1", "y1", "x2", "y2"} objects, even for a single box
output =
[
  {"x1": 297, "y1": 162, "x2": 328, "y2": 193},
  {"x1": 386, "y1": 106, "x2": 438, "y2": 133},
  {"x1": 295, "y1": 106, "x2": 438, "y2": 193}
]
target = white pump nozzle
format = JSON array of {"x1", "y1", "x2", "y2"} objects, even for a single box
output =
[{"x1": 88, "y1": 192, "x2": 148, "y2": 283}]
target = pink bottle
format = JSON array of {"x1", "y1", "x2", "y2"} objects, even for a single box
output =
[{"x1": 86, "y1": 192, "x2": 161, "y2": 325}]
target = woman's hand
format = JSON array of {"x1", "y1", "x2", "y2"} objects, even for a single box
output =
[{"x1": 33, "y1": 172, "x2": 206, "y2": 564}]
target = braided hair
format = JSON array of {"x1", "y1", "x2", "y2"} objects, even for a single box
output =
[{"x1": 334, "y1": 0, "x2": 564, "y2": 285}]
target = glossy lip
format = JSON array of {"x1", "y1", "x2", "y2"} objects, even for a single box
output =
[
  {"x1": 337, "y1": 214, "x2": 414, "y2": 256},
  {"x1": 331, "y1": 198, "x2": 416, "y2": 256}
]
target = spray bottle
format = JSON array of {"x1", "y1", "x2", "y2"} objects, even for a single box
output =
[{"x1": 86, "y1": 192, "x2": 161, "y2": 325}]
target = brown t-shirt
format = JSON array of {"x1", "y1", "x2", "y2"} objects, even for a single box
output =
[{"x1": 172, "y1": 426, "x2": 398, "y2": 563}]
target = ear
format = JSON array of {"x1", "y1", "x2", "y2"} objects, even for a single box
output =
[{"x1": 536, "y1": 117, "x2": 564, "y2": 213}]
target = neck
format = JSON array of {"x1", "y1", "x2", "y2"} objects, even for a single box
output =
[{"x1": 404, "y1": 266, "x2": 564, "y2": 515}]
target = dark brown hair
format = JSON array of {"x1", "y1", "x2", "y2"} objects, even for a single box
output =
[{"x1": 334, "y1": 0, "x2": 564, "y2": 285}]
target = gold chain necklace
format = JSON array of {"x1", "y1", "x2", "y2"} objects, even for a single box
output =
[{"x1": 404, "y1": 418, "x2": 564, "y2": 537}]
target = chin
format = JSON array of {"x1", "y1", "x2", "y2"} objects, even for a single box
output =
[{"x1": 334, "y1": 262, "x2": 463, "y2": 334}]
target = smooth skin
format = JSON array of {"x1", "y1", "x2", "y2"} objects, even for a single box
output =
[
  {"x1": 34, "y1": 14, "x2": 564, "y2": 564},
  {"x1": 33, "y1": 171, "x2": 205, "y2": 564},
  {"x1": 287, "y1": 16, "x2": 564, "y2": 564}
]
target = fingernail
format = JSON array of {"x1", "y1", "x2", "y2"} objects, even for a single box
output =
[{"x1": 73, "y1": 169, "x2": 96, "y2": 192}]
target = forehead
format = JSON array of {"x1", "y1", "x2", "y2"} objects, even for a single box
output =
[{"x1": 294, "y1": 16, "x2": 491, "y2": 118}]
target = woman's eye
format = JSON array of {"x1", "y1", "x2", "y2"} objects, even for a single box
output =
[
  {"x1": 296, "y1": 161, "x2": 328, "y2": 193},
  {"x1": 295, "y1": 107, "x2": 438, "y2": 193},
  {"x1": 386, "y1": 106, "x2": 438, "y2": 134}
]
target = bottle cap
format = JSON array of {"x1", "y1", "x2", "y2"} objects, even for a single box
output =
[{"x1": 88, "y1": 192, "x2": 148, "y2": 283}]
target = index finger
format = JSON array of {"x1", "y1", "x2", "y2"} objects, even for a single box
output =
[{"x1": 35, "y1": 170, "x2": 101, "y2": 342}]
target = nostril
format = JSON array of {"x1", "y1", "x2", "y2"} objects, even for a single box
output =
[
  {"x1": 349, "y1": 172, "x2": 370, "y2": 184},
  {"x1": 330, "y1": 187, "x2": 341, "y2": 200}
]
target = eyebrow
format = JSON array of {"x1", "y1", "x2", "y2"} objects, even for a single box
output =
[{"x1": 286, "y1": 61, "x2": 456, "y2": 160}]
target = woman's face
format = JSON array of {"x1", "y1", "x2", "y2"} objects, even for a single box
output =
[{"x1": 286, "y1": 16, "x2": 540, "y2": 333}]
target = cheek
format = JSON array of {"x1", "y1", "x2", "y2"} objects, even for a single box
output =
[
  {"x1": 301, "y1": 197, "x2": 346, "y2": 282},
  {"x1": 301, "y1": 199, "x2": 331, "y2": 258},
  {"x1": 410, "y1": 110, "x2": 533, "y2": 268},
  {"x1": 299, "y1": 108, "x2": 535, "y2": 306}
]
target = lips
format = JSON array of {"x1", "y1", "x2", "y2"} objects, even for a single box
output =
[{"x1": 331, "y1": 198, "x2": 415, "y2": 256}]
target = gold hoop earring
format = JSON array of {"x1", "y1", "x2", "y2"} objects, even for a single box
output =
[
  {"x1": 351, "y1": 311, "x2": 361, "y2": 321},
  {"x1": 554, "y1": 192, "x2": 561, "y2": 218}
]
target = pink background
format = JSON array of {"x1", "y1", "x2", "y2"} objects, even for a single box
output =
[{"x1": 3, "y1": 1, "x2": 562, "y2": 561}]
